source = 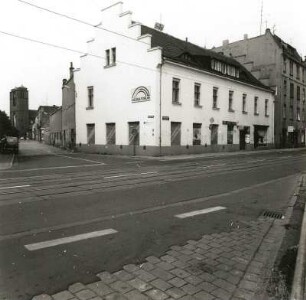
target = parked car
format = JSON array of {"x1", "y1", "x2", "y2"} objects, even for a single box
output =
[{"x1": 0, "y1": 136, "x2": 19, "y2": 154}]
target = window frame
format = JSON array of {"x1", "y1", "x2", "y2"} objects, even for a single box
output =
[
  {"x1": 228, "y1": 90, "x2": 234, "y2": 112},
  {"x1": 194, "y1": 83, "x2": 201, "y2": 107},
  {"x1": 172, "y1": 78, "x2": 180, "y2": 104},
  {"x1": 213, "y1": 87, "x2": 219, "y2": 109},
  {"x1": 242, "y1": 93, "x2": 247, "y2": 113},
  {"x1": 87, "y1": 86, "x2": 94, "y2": 109},
  {"x1": 254, "y1": 96, "x2": 259, "y2": 115}
]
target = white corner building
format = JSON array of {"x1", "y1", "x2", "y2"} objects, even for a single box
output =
[{"x1": 74, "y1": 2, "x2": 275, "y2": 156}]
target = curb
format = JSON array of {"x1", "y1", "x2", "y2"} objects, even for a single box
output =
[
  {"x1": 291, "y1": 174, "x2": 306, "y2": 300},
  {"x1": 256, "y1": 174, "x2": 303, "y2": 299}
]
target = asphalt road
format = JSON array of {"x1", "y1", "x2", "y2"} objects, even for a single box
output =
[{"x1": 0, "y1": 141, "x2": 306, "y2": 300}]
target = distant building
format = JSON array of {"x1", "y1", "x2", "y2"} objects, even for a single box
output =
[
  {"x1": 49, "y1": 63, "x2": 76, "y2": 149},
  {"x1": 10, "y1": 86, "x2": 29, "y2": 138},
  {"x1": 32, "y1": 105, "x2": 59, "y2": 142},
  {"x1": 73, "y1": 3, "x2": 274, "y2": 156},
  {"x1": 213, "y1": 29, "x2": 306, "y2": 148}
]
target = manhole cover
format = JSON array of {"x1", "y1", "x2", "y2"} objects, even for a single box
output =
[{"x1": 262, "y1": 210, "x2": 284, "y2": 219}]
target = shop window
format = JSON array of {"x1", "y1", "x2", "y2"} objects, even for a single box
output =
[
  {"x1": 193, "y1": 123, "x2": 201, "y2": 145},
  {"x1": 87, "y1": 124, "x2": 95, "y2": 144},
  {"x1": 210, "y1": 124, "x2": 218, "y2": 145},
  {"x1": 171, "y1": 122, "x2": 181, "y2": 145},
  {"x1": 106, "y1": 123, "x2": 116, "y2": 145},
  {"x1": 227, "y1": 124, "x2": 234, "y2": 144}
]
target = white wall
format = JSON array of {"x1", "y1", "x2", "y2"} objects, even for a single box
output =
[
  {"x1": 75, "y1": 3, "x2": 162, "y2": 147},
  {"x1": 161, "y1": 61, "x2": 274, "y2": 146}
]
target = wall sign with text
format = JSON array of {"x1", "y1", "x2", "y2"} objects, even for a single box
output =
[{"x1": 131, "y1": 86, "x2": 150, "y2": 103}]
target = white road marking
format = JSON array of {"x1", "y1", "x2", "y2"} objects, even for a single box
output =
[
  {"x1": 53, "y1": 154, "x2": 104, "y2": 164},
  {"x1": 24, "y1": 228, "x2": 118, "y2": 251},
  {"x1": 140, "y1": 171, "x2": 158, "y2": 175},
  {"x1": 0, "y1": 184, "x2": 31, "y2": 190},
  {"x1": 104, "y1": 174, "x2": 128, "y2": 179},
  {"x1": 175, "y1": 206, "x2": 226, "y2": 219}
]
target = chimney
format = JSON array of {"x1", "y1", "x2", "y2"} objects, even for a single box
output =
[
  {"x1": 265, "y1": 28, "x2": 271, "y2": 35},
  {"x1": 69, "y1": 62, "x2": 74, "y2": 78},
  {"x1": 223, "y1": 39, "x2": 229, "y2": 46},
  {"x1": 243, "y1": 34, "x2": 248, "y2": 40}
]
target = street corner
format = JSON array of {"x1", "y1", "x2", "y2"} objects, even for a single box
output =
[{"x1": 0, "y1": 153, "x2": 15, "y2": 170}]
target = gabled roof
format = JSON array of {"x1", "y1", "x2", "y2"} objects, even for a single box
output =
[
  {"x1": 141, "y1": 25, "x2": 271, "y2": 91},
  {"x1": 272, "y1": 33, "x2": 303, "y2": 64}
]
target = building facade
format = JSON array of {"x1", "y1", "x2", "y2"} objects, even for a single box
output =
[
  {"x1": 32, "y1": 105, "x2": 59, "y2": 142},
  {"x1": 49, "y1": 107, "x2": 62, "y2": 146},
  {"x1": 9, "y1": 86, "x2": 29, "y2": 138},
  {"x1": 74, "y1": 3, "x2": 274, "y2": 156},
  {"x1": 213, "y1": 29, "x2": 306, "y2": 148}
]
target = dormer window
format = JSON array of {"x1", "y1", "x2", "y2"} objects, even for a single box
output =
[{"x1": 211, "y1": 59, "x2": 240, "y2": 78}]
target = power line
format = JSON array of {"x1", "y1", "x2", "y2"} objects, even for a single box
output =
[
  {"x1": 16, "y1": 0, "x2": 150, "y2": 46},
  {"x1": 0, "y1": 29, "x2": 158, "y2": 73}
]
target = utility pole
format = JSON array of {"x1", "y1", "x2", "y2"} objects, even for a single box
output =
[{"x1": 260, "y1": 0, "x2": 263, "y2": 35}]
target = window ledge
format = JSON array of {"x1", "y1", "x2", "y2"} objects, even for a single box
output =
[
  {"x1": 254, "y1": 113, "x2": 259, "y2": 116},
  {"x1": 228, "y1": 109, "x2": 235, "y2": 113},
  {"x1": 265, "y1": 114, "x2": 270, "y2": 117},
  {"x1": 172, "y1": 102, "x2": 182, "y2": 106},
  {"x1": 194, "y1": 104, "x2": 202, "y2": 108},
  {"x1": 212, "y1": 107, "x2": 220, "y2": 111},
  {"x1": 242, "y1": 111, "x2": 248, "y2": 114},
  {"x1": 104, "y1": 63, "x2": 117, "y2": 69},
  {"x1": 86, "y1": 106, "x2": 94, "y2": 110}
]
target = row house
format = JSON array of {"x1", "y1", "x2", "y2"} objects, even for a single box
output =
[
  {"x1": 213, "y1": 28, "x2": 306, "y2": 148},
  {"x1": 74, "y1": 2, "x2": 274, "y2": 156}
]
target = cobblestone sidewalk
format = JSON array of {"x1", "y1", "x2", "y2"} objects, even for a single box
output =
[{"x1": 33, "y1": 217, "x2": 284, "y2": 300}]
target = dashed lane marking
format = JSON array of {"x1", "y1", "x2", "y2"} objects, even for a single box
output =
[
  {"x1": 0, "y1": 184, "x2": 31, "y2": 190},
  {"x1": 175, "y1": 206, "x2": 226, "y2": 219},
  {"x1": 24, "y1": 228, "x2": 118, "y2": 251},
  {"x1": 104, "y1": 174, "x2": 128, "y2": 179}
]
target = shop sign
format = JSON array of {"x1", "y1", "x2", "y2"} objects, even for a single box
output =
[{"x1": 132, "y1": 86, "x2": 150, "y2": 103}]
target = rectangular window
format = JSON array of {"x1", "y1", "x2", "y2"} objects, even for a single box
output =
[
  {"x1": 229, "y1": 90, "x2": 234, "y2": 111},
  {"x1": 87, "y1": 86, "x2": 94, "y2": 108},
  {"x1": 290, "y1": 83, "x2": 294, "y2": 103},
  {"x1": 290, "y1": 61, "x2": 293, "y2": 76},
  {"x1": 171, "y1": 122, "x2": 181, "y2": 145},
  {"x1": 254, "y1": 96, "x2": 259, "y2": 115},
  {"x1": 105, "y1": 49, "x2": 110, "y2": 66},
  {"x1": 290, "y1": 106, "x2": 294, "y2": 120},
  {"x1": 213, "y1": 87, "x2": 218, "y2": 109},
  {"x1": 87, "y1": 124, "x2": 95, "y2": 144},
  {"x1": 128, "y1": 122, "x2": 139, "y2": 145},
  {"x1": 210, "y1": 124, "x2": 218, "y2": 145},
  {"x1": 303, "y1": 69, "x2": 305, "y2": 82},
  {"x1": 297, "y1": 65, "x2": 300, "y2": 80},
  {"x1": 111, "y1": 47, "x2": 116, "y2": 64},
  {"x1": 106, "y1": 123, "x2": 116, "y2": 145},
  {"x1": 297, "y1": 86, "x2": 301, "y2": 101},
  {"x1": 283, "y1": 104, "x2": 287, "y2": 119},
  {"x1": 283, "y1": 80, "x2": 287, "y2": 98},
  {"x1": 242, "y1": 94, "x2": 247, "y2": 113},
  {"x1": 283, "y1": 58, "x2": 287, "y2": 73},
  {"x1": 194, "y1": 83, "x2": 201, "y2": 106},
  {"x1": 303, "y1": 109, "x2": 305, "y2": 122},
  {"x1": 227, "y1": 124, "x2": 234, "y2": 145},
  {"x1": 303, "y1": 88, "x2": 306, "y2": 102},
  {"x1": 297, "y1": 107, "x2": 301, "y2": 121},
  {"x1": 172, "y1": 78, "x2": 180, "y2": 103},
  {"x1": 193, "y1": 123, "x2": 201, "y2": 145},
  {"x1": 265, "y1": 99, "x2": 269, "y2": 116}
]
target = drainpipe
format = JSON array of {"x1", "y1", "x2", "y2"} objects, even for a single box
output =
[{"x1": 159, "y1": 59, "x2": 163, "y2": 156}]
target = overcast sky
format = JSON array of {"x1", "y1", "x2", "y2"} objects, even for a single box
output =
[{"x1": 1, "y1": 0, "x2": 306, "y2": 115}]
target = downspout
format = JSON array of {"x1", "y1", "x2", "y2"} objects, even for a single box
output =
[{"x1": 159, "y1": 58, "x2": 163, "y2": 156}]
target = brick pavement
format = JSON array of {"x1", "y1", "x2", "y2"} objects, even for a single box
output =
[{"x1": 32, "y1": 217, "x2": 285, "y2": 300}]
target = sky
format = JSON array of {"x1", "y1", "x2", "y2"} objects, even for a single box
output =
[{"x1": 0, "y1": 0, "x2": 306, "y2": 115}]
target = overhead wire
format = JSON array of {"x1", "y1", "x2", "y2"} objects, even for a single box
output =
[{"x1": 16, "y1": 0, "x2": 150, "y2": 46}]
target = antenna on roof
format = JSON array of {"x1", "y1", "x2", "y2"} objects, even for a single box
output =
[{"x1": 260, "y1": 0, "x2": 263, "y2": 35}]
